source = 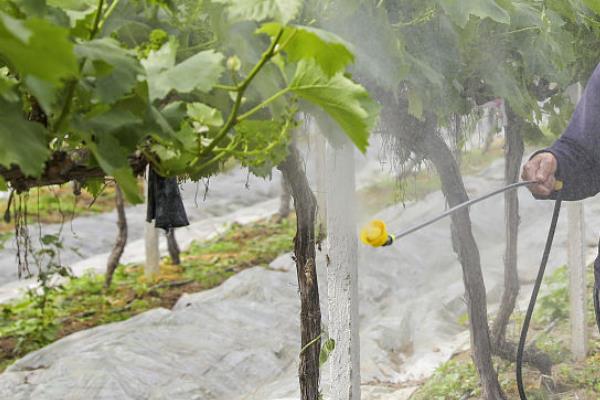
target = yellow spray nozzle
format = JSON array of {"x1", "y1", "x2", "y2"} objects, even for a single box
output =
[{"x1": 360, "y1": 220, "x2": 394, "y2": 248}]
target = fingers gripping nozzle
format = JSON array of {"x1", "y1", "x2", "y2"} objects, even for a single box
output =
[{"x1": 360, "y1": 220, "x2": 394, "y2": 248}]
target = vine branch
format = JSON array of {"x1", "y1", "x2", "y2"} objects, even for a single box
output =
[{"x1": 194, "y1": 28, "x2": 285, "y2": 162}]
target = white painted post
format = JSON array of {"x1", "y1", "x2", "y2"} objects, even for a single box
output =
[
  {"x1": 144, "y1": 167, "x2": 160, "y2": 280},
  {"x1": 314, "y1": 131, "x2": 327, "y2": 230},
  {"x1": 326, "y1": 138, "x2": 361, "y2": 400},
  {"x1": 145, "y1": 221, "x2": 160, "y2": 279},
  {"x1": 567, "y1": 82, "x2": 587, "y2": 362}
]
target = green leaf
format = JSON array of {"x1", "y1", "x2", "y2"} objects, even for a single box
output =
[
  {"x1": 0, "y1": 99, "x2": 49, "y2": 176},
  {"x1": 0, "y1": 71, "x2": 18, "y2": 102},
  {"x1": 436, "y1": 0, "x2": 510, "y2": 28},
  {"x1": 85, "y1": 132, "x2": 142, "y2": 203},
  {"x1": 319, "y1": 338, "x2": 335, "y2": 367},
  {"x1": 187, "y1": 103, "x2": 224, "y2": 127},
  {"x1": 234, "y1": 119, "x2": 290, "y2": 177},
  {"x1": 257, "y1": 23, "x2": 354, "y2": 77},
  {"x1": 142, "y1": 39, "x2": 225, "y2": 101},
  {"x1": 214, "y1": 0, "x2": 302, "y2": 24},
  {"x1": 172, "y1": 123, "x2": 198, "y2": 148},
  {"x1": 324, "y1": 338, "x2": 335, "y2": 352},
  {"x1": 0, "y1": 176, "x2": 6, "y2": 191},
  {"x1": 112, "y1": 167, "x2": 141, "y2": 203},
  {"x1": 289, "y1": 60, "x2": 378, "y2": 153},
  {"x1": 161, "y1": 101, "x2": 187, "y2": 129},
  {"x1": 0, "y1": 13, "x2": 78, "y2": 85},
  {"x1": 82, "y1": 177, "x2": 103, "y2": 198},
  {"x1": 75, "y1": 108, "x2": 142, "y2": 134},
  {"x1": 75, "y1": 38, "x2": 143, "y2": 103},
  {"x1": 583, "y1": 0, "x2": 600, "y2": 14},
  {"x1": 24, "y1": 76, "x2": 57, "y2": 114}
]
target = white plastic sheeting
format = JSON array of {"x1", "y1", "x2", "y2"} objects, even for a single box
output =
[{"x1": 1, "y1": 159, "x2": 600, "y2": 399}]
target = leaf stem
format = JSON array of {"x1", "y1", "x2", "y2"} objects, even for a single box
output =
[
  {"x1": 237, "y1": 88, "x2": 289, "y2": 121},
  {"x1": 501, "y1": 26, "x2": 539, "y2": 35},
  {"x1": 98, "y1": 0, "x2": 120, "y2": 32},
  {"x1": 299, "y1": 333, "x2": 321, "y2": 356},
  {"x1": 194, "y1": 136, "x2": 240, "y2": 172},
  {"x1": 213, "y1": 84, "x2": 239, "y2": 92},
  {"x1": 52, "y1": 0, "x2": 105, "y2": 133},
  {"x1": 89, "y1": 0, "x2": 105, "y2": 40},
  {"x1": 272, "y1": 29, "x2": 297, "y2": 56}
]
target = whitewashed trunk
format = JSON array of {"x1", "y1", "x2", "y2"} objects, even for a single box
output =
[
  {"x1": 326, "y1": 139, "x2": 361, "y2": 400},
  {"x1": 567, "y1": 201, "x2": 587, "y2": 362}
]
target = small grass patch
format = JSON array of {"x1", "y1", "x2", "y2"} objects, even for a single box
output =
[
  {"x1": 0, "y1": 216, "x2": 295, "y2": 372},
  {"x1": 412, "y1": 265, "x2": 600, "y2": 399}
]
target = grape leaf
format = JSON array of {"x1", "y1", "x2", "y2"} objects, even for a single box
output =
[
  {"x1": 257, "y1": 23, "x2": 354, "y2": 77},
  {"x1": 75, "y1": 108, "x2": 142, "y2": 134},
  {"x1": 289, "y1": 60, "x2": 378, "y2": 153},
  {"x1": 234, "y1": 119, "x2": 290, "y2": 177},
  {"x1": 82, "y1": 177, "x2": 104, "y2": 198},
  {"x1": 187, "y1": 103, "x2": 224, "y2": 127},
  {"x1": 583, "y1": 0, "x2": 600, "y2": 14},
  {"x1": 0, "y1": 13, "x2": 78, "y2": 85},
  {"x1": 319, "y1": 338, "x2": 335, "y2": 367},
  {"x1": 142, "y1": 40, "x2": 225, "y2": 101},
  {"x1": 436, "y1": 0, "x2": 510, "y2": 28},
  {"x1": 84, "y1": 132, "x2": 142, "y2": 203},
  {"x1": 0, "y1": 73, "x2": 18, "y2": 102},
  {"x1": 25, "y1": 76, "x2": 58, "y2": 114},
  {"x1": 75, "y1": 38, "x2": 143, "y2": 103},
  {"x1": 214, "y1": 0, "x2": 302, "y2": 24},
  {"x1": 0, "y1": 99, "x2": 49, "y2": 176}
]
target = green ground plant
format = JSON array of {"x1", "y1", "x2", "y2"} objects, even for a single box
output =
[{"x1": 0, "y1": 217, "x2": 295, "y2": 372}]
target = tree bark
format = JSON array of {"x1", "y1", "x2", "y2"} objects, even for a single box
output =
[
  {"x1": 489, "y1": 104, "x2": 554, "y2": 374},
  {"x1": 278, "y1": 144, "x2": 321, "y2": 400},
  {"x1": 491, "y1": 103, "x2": 524, "y2": 345},
  {"x1": 105, "y1": 185, "x2": 127, "y2": 288},
  {"x1": 371, "y1": 85, "x2": 505, "y2": 398},
  {"x1": 278, "y1": 174, "x2": 292, "y2": 221},
  {"x1": 166, "y1": 228, "x2": 181, "y2": 265},
  {"x1": 423, "y1": 130, "x2": 506, "y2": 400}
]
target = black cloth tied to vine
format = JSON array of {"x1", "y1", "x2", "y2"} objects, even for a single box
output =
[{"x1": 146, "y1": 168, "x2": 189, "y2": 230}]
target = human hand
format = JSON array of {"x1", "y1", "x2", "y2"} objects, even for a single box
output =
[{"x1": 521, "y1": 152, "x2": 558, "y2": 197}]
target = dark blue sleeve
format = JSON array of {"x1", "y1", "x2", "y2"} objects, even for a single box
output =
[{"x1": 543, "y1": 62, "x2": 600, "y2": 201}]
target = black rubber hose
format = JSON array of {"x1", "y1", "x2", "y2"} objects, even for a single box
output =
[{"x1": 516, "y1": 196, "x2": 562, "y2": 399}]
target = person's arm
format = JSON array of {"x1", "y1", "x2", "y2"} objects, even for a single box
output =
[{"x1": 523, "y1": 62, "x2": 600, "y2": 201}]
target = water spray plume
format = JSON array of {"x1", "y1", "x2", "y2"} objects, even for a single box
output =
[{"x1": 360, "y1": 180, "x2": 563, "y2": 248}]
